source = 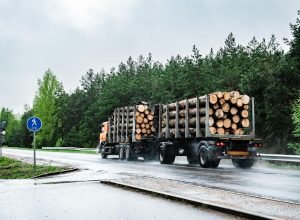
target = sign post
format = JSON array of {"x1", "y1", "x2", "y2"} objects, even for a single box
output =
[
  {"x1": 0, "y1": 121, "x2": 7, "y2": 158},
  {"x1": 27, "y1": 117, "x2": 42, "y2": 171}
]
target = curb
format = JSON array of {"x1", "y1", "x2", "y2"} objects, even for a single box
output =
[
  {"x1": 31, "y1": 168, "x2": 79, "y2": 179},
  {"x1": 101, "y1": 180, "x2": 279, "y2": 220}
]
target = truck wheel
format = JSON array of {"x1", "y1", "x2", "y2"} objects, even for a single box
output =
[
  {"x1": 199, "y1": 146, "x2": 210, "y2": 168},
  {"x1": 210, "y1": 159, "x2": 221, "y2": 168},
  {"x1": 159, "y1": 150, "x2": 167, "y2": 164},
  {"x1": 100, "y1": 152, "x2": 107, "y2": 159},
  {"x1": 168, "y1": 154, "x2": 175, "y2": 164},
  {"x1": 159, "y1": 150, "x2": 174, "y2": 164},
  {"x1": 187, "y1": 155, "x2": 199, "y2": 165},
  {"x1": 125, "y1": 147, "x2": 131, "y2": 161},
  {"x1": 232, "y1": 159, "x2": 254, "y2": 169},
  {"x1": 119, "y1": 147, "x2": 124, "y2": 160}
]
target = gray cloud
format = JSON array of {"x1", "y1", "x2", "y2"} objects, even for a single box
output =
[{"x1": 0, "y1": 0, "x2": 298, "y2": 114}]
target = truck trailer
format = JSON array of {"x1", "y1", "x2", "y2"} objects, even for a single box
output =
[{"x1": 97, "y1": 91, "x2": 262, "y2": 168}]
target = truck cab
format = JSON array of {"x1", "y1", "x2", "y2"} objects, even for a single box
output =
[
  {"x1": 97, "y1": 122, "x2": 108, "y2": 157},
  {"x1": 100, "y1": 121, "x2": 108, "y2": 143}
]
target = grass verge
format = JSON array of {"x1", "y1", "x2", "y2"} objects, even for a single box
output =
[
  {"x1": 0, "y1": 157, "x2": 67, "y2": 179},
  {"x1": 2, "y1": 146, "x2": 96, "y2": 154},
  {"x1": 42, "y1": 149, "x2": 96, "y2": 154}
]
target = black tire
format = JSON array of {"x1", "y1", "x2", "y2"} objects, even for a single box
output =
[
  {"x1": 210, "y1": 159, "x2": 221, "y2": 168},
  {"x1": 100, "y1": 152, "x2": 107, "y2": 159},
  {"x1": 168, "y1": 154, "x2": 175, "y2": 164},
  {"x1": 159, "y1": 150, "x2": 175, "y2": 164},
  {"x1": 159, "y1": 150, "x2": 168, "y2": 164},
  {"x1": 119, "y1": 147, "x2": 124, "y2": 160},
  {"x1": 232, "y1": 159, "x2": 254, "y2": 169},
  {"x1": 125, "y1": 147, "x2": 131, "y2": 161},
  {"x1": 199, "y1": 146, "x2": 210, "y2": 168},
  {"x1": 99, "y1": 144, "x2": 107, "y2": 159},
  {"x1": 187, "y1": 155, "x2": 199, "y2": 164}
]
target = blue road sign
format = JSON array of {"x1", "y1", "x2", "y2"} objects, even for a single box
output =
[{"x1": 27, "y1": 117, "x2": 42, "y2": 132}]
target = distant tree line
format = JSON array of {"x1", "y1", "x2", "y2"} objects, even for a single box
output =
[{"x1": 1, "y1": 11, "x2": 300, "y2": 154}]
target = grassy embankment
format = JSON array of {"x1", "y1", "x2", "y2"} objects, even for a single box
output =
[{"x1": 0, "y1": 157, "x2": 67, "y2": 179}]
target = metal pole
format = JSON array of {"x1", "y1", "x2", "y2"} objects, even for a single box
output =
[{"x1": 33, "y1": 132, "x2": 36, "y2": 171}]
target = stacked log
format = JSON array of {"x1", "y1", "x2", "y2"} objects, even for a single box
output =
[
  {"x1": 161, "y1": 96, "x2": 208, "y2": 138},
  {"x1": 208, "y1": 91, "x2": 251, "y2": 135},
  {"x1": 110, "y1": 102, "x2": 155, "y2": 142},
  {"x1": 161, "y1": 91, "x2": 251, "y2": 137},
  {"x1": 135, "y1": 103, "x2": 155, "y2": 141}
]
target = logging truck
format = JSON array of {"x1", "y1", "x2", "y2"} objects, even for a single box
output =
[{"x1": 97, "y1": 91, "x2": 263, "y2": 168}]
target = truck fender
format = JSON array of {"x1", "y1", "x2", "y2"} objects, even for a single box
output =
[{"x1": 196, "y1": 141, "x2": 209, "y2": 153}]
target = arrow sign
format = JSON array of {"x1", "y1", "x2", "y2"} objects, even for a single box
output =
[{"x1": 27, "y1": 117, "x2": 42, "y2": 132}]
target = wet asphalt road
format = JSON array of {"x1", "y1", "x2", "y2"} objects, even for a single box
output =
[
  {"x1": 2, "y1": 148, "x2": 300, "y2": 203},
  {"x1": 0, "y1": 180, "x2": 235, "y2": 220}
]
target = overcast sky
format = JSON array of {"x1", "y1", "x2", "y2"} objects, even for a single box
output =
[{"x1": 0, "y1": 0, "x2": 299, "y2": 114}]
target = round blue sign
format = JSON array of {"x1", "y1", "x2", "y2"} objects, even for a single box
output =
[{"x1": 27, "y1": 117, "x2": 42, "y2": 132}]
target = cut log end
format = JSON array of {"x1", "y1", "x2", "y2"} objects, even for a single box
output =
[
  {"x1": 135, "y1": 133, "x2": 142, "y2": 141},
  {"x1": 137, "y1": 104, "x2": 145, "y2": 113},
  {"x1": 215, "y1": 109, "x2": 224, "y2": 119},
  {"x1": 209, "y1": 126, "x2": 216, "y2": 134},
  {"x1": 209, "y1": 94, "x2": 218, "y2": 104}
]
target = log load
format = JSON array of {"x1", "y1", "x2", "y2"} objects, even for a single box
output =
[
  {"x1": 208, "y1": 91, "x2": 251, "y2": 135},
  {"x1": 134, "y1": 103, "x2": 155, "y2": 141},
  {"x1": 110, "y1": 102, "x2": 155, "y2": 142},
  {"x1": 161, "y1": 91, "x2": 252, "y2": 137}
]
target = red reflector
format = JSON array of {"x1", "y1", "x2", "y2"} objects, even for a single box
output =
[{"x1": 216, "y1": 142, "x2": 225, "y2": 147}]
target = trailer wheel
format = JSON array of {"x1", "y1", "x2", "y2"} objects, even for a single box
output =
[
  {"x1": 187, "y1": 155, "x2": 199, "y2": 165},
  {"x1": 119, "y1": 147, "x2": 124, "y2": 160},
  {"x1": 168, "y1": 154, "x2": 175, "y2": 164},
  {"x1": 210, "y1": 159, "x2": 220, "y2": 168},
  {"x1": 159, "y1": 150, "x2": 168, "y2": 164},
  {"x1": 199, "y1": 146, "x2": 210, "y2": 168},
  {"x1": 125, "y1": 147, "x2": 131, "y2": 161},
  {"x1": 232, "y1": 159, "x2": 254, "y2": 169},
  {"x1": 159, "y1": 150, "x2": 174, "y2": 164}
]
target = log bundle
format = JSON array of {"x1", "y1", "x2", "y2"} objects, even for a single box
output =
[
  {"x1": 208, "y1": 91, "x2": 251, "y2": 135},
  {"x1": 110, "y1": 102, "x2": 155, "y2": 142},
  {"x1": 161, "y1": 91, "x2": 251, "y2": 137},
  {"x1": 135, "y1": 103, "x2": 156, "y2": 141}
]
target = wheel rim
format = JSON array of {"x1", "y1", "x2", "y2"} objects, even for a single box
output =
[
  {"x1": 160, "y1": 151, "x2": 164, "y2": 162},
  {"x1": 119, "y1": 148, "x2": 123, "y2": 159},
  {"x1": 200, "y1": 149, "x2": 207, "y2": 164}
]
